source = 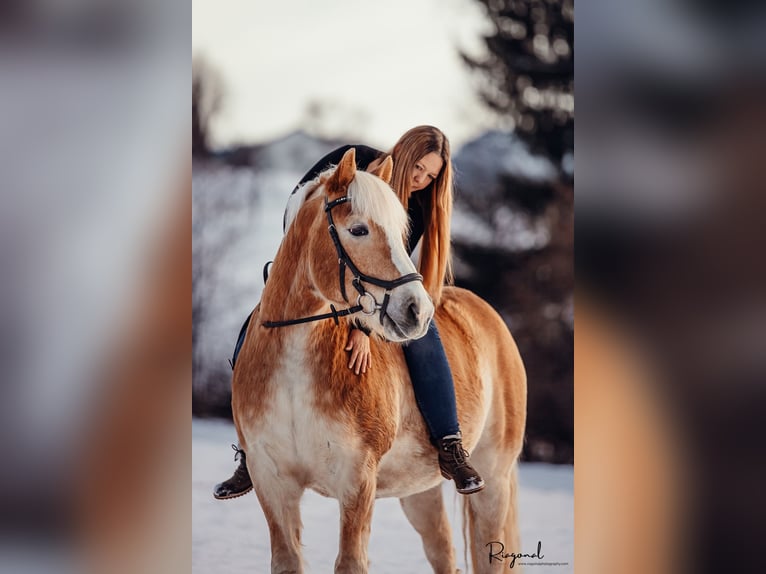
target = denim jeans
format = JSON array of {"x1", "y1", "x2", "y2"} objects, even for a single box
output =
[{"x1": 403, "y1": 320, "x2": 461, "y2": 442}]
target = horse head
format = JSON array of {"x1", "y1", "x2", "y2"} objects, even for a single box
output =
[{"x1": 301, "y1": 148, "x2": 434, "y2": 342}]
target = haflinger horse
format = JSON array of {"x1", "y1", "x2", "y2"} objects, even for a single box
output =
[{"x1": 232, "y1": 148, "x2": 526, "y2": 574}]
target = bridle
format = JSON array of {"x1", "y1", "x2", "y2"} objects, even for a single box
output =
[{"x1": 263, "y1": 194, "x2": 423, "y2": 329}]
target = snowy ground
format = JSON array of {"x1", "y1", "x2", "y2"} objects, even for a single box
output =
[{"x1": 193, "y1": 418, "x2": 573, "y2": 573}]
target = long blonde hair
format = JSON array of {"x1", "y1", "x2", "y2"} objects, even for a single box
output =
[{"x1": 387, "y1": 125, "x2": 454, "y2": 305}]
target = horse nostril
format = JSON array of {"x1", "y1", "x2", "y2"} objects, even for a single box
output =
[{"x1": 408, "y1": 302, "x2": 420, "y2": 324}]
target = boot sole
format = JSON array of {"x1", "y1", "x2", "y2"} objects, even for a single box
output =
[
  {"x1": 213, "y1": 486, "x2": 253, "y2": 500},
  {"x1": 441, "y1": 470, "x2": 486, "y2": 495},
  {"x1": 456, "y1": 482, "x2": 485, "y2": 495}
]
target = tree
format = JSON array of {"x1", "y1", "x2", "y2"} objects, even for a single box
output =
[
  {"x1": 192, "y1": 56, "x2": 225, "y2": 158},
  {"x1": 462, "y1": 0, "x2": 574, "y2": 176},
  {"x1": 454, "y1": 0, "x2": 575, "y2": 461}
]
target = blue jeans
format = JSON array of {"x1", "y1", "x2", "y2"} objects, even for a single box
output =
[{"x1": 403, "y1": 320, "x2": 461, "y2": 442}]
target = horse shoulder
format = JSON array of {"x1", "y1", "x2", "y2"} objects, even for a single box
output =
[
  {"x1": 231, "y1": 311, "x2": 282, "y2": 441},
  {"x1": 306, "y1": 322, "x2": 404, "y2": 459}
]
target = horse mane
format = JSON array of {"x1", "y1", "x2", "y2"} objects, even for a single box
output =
[{"x1": 284, "y1": 165, "x2": 410, "y2": 242}]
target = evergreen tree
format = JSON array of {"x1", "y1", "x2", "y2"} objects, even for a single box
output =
[{"x1": 463, "y1": 0, "x2": 574, "y2": 176}]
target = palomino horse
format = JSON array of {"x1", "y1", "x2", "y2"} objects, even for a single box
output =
[{"x1": 232, "y1": 149, "x2": 526, "y2": 574}]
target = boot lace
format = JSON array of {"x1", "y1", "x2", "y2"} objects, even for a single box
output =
[
  {"x1": 442, "y1": 438, "x2": 470, "y2": 469},
  {"x1": 231, "y1": 443, "x2": 246, "y2": 462}
]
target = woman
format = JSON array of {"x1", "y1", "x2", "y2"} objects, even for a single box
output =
[{"x1": 214, "y1": 126, "x2": 484, "y2": 498}]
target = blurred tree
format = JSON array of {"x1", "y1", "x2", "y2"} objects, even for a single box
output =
[
  {"x1": 452, "y1": 176, "x2": 574, "y2": 463},
  {"x1": 455, "y1": 0, "x2": 575, "y2": 462},
  {"x1": 462, "y1": 0, "x2": 574, "y2": 177},
  {"x1": 192, "y1": 170, "x2": 251, "y2": 416},
  {"x1": 192, "y1": 56, "x2": 225, "y2": 158}
]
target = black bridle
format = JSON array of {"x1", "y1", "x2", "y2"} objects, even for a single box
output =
[{"x1": 262, "y1": 195, "x2": 423, "y2": 329}]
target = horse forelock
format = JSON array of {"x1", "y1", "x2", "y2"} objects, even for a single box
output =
[
  {"x1": 348, "y1": 171, "x2": 409, "y2": 242},
  {"x1": 284, "y1": 167, "x2": 408, "y2": 243}
]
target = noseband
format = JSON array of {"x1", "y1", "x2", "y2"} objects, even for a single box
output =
[{"x1": 263, "y1": 194, "x2": 423, "y2": 329}]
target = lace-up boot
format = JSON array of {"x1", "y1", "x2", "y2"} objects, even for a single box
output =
[
  {"x1": 437, "y1": 433, "x2": 485, "y2": 495},
  {"x1": 213, "y1": 444, "x2": 253, "y2": 500}
]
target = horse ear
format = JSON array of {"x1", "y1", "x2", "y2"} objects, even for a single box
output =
[
  {"x1": 369, "y1": 155, "x2": 393, "y2": 184},
  {"x1": 326, "y1": 147, "x2": 357, "y2": 196}
]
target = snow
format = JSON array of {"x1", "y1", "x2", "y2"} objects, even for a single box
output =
[
  {"x1": 453, "y1": 131, "x2": 558, "y2": 196},
  {"x1": 193, "y1": 418, "x2": 573, "y2": 573}
]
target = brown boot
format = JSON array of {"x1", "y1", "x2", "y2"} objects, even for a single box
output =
[
  {"x1": 213, "y1": 445, "x2": 253, "y2": 500},
  {"x1": 437, "y1": 434, "x2": 485, "y2": 495}
]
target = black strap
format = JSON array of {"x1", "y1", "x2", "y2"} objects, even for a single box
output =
[
  {"x1": 262, "y1": 260, "x2": 273, "y2": 284},
  {"x1": 339, "y1": 258, "x2": 348, "y2": 302},
  {"x1": 229, "y1": 311, "x2": 254, "y2": 370},
  {"x1": 327, "y1": 220, "x2": 351, "y2": 302},
  {"x1": 324, "y1": 196, "x2": 422, "y2": 307},
  {"x1": 325, "y1": 195, "x2": 351, "y2": 210},
  {"x1": 379, "y1": 291, "x2": 391, "y2": 322},
  {"x1": 263, "y1": 304, "x2": 364, "y2": 328}
]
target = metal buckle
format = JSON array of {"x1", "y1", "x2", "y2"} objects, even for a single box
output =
[{"x1": 356, "y1": 292, "x2": 378, "y2": 315}]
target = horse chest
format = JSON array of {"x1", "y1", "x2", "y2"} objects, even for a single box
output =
[{"x1": 259, "y1": 331, "x2": 361, "y2": 490}]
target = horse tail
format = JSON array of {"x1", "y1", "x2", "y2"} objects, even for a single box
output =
[
  {"x1": 461, "y1": 491, "x2": 486, "y2": 574},
  {"x1": 461, "y1": 493, "x2": 471, "y2": 572},
  {"x1": 505, "y1": 463, "x2": 521, "y2": 558}
]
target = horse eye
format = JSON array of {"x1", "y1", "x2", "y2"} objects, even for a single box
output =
[{"x1": 348, "y1": 224, "x2": 369, "y2": 237}]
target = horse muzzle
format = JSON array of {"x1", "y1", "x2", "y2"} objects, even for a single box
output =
[{"x1": 379, "y1": 285, "x2": 434, "y2": 342}]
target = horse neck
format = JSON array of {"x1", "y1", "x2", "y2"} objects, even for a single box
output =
[{"x1": 259, "y1": 219, "x2": 328, "y2": 330}]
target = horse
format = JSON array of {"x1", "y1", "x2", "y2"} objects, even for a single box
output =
[{"x1": 232, "y1": 148, "x2": 527, "y2": 574}]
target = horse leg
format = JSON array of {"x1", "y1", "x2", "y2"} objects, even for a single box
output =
[
  {"x1": 249, "y1": 460, "x2": 305, "y2": 574},
  {"x1": 464, "y1": 464, "x2": 520, "y2": 574},
  {"x1": 335, "y1": 472, "x2": 377, "y2": 574},
  {"x1": 399, "y1": 484, "x2": 459, "y2": 574}
]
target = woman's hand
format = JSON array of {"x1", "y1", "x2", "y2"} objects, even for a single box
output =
[{"x1": 345, "y1": 328, "x2": 371, "y2": 375}]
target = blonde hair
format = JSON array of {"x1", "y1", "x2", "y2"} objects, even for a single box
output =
[{"x1": 388, "y1": 125, "x2": 454, "y2": 305}]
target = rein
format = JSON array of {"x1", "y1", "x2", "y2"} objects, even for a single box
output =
[{"x1": 263, "y1": 194, "x2": 423, "y2": 329}]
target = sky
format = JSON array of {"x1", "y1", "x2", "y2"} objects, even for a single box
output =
[{"x1": 192, "y1": 0, "x2": 497, "y2": 149}]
